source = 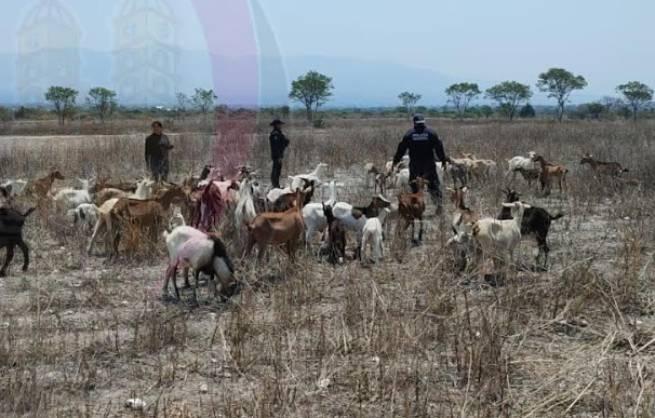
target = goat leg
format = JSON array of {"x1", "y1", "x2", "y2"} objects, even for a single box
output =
[
  {"x1": 17, "y1": 239, "x2": 29, "y2": 272},
  {"x1": 192, "y1": 270, "x2": 200, "y2": 305},
  {"x1": 1, "y1": 245, "x2": 15, "y2": 277}
]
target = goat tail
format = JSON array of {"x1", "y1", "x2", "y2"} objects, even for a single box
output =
[
  {"x1": 22, "y1": 207, "x2": 37, "y2": 217},
  {"x1": 550, "y1": 213, "x2": 565, "y2": 221}
]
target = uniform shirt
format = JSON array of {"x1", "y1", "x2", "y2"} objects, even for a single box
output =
[
  {"x1": 392, "y1": 126, "x2": 447, "y2": 170},
  {"x1": 269, "y1": 128, "x2": 289, "y2": 160},
  {"x1": 145, "y1": 133, "x2": 173, "y2": 162}
]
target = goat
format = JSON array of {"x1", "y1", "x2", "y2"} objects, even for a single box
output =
[
  {"x1": 445, "y1": 187, "x2": 479, "y2": 272},
  {"x1": 360, "y1": 208, "x2": 390, "y2": 263},
  {"x1": 244, "y1": 190, "x2": 305, "y2": 262},
  {"x1": 331, "y1": 195, "x2": 391, "y2": 258},
  {"x1": 270, "y1": 180, "x2": 315, "y2": 212},
  {"x1": 580, "y1": 154, "x2": 629, "y2": 178},
  {"x1": 192, "y1": 180, "x2": 240, "y2": 232},
  {"x1": 0, "y1": 206, "x2": 36, "y2": 277},
  {"x1": 302, "y1": 180, "x2": 338, "y2": 244},
  {"x1": 234, "y1": 176, "x2": 262, "y2": 238},
  {"x1": 67, "y1": 203, "x2": 99, "y2": 231},
  {"x1": 437, "y1": 161, "x2": 468, "y2": 187},
  {"x1": 532, "y1": 155, "x2": 568, "y2": 195},
  {"x1": 95, "y1": 178, "x2": 155, "y2": 206},
  {"x1": 397, "y1": 177, "x2": 427, "y2": 245},
  {"x1": 506, "y1": 151, "x2": 537, "y2": 183},
  {"x1": 163, "y1": 228, "x2": 236, "y2": 301},
  {"x1": 289, "y1": 163, "x2": 328, "y2": 191},
  {"x1": 514, "y1": 167, "x2": 540, "y2": 188},
  {"x1": 53, "y1": 177, "x2": 94, "y2": 211},
  {"x1": 471, "y1": 201, "x2": 531, "y2": 272},
  {"x1": 1, "y1": 180, "x2": 27, "y2": 198},
  {"x1": 497, "y1": 189, "x2": 564, "y2": 269},
  {"x1": 24, "y1": 170, "x2": 65, "y2": 201},
  {"x1": 109, "y1": 187, "x2": 188, "y2": 256},
  {"x1": 322, "y1": 203, "x2": 346, "y2": 264}
]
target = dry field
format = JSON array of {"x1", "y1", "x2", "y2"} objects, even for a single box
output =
[{"x1": 0, "y1": 118, "x2": 654, "y2": 417}]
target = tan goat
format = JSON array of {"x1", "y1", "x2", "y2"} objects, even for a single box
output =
[
  {"x1": 24, "y1": 170, "x2": 65, "y2": 202},
  {"x1": 532, "y1": 155, "x2": 568, "y2": 195},
  {"x1": 580, "y1": 154, "x2": 628, "y2": 178},
  {"x1": 397, "y1": 177, "x2": 427, "y2": 244},
  {"x1": 244, "y1": 190, "x2": 305, "y2": 262}
]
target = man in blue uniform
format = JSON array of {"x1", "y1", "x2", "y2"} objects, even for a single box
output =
[
  {"x1": 392, "y1": 114, "x2": 449, "y2": 215},
  {"x1": 269, "y1": 119, "x2": 289, "y2": 188}
]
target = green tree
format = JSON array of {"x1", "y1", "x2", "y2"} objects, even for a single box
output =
[
  {"x1": 398, "y1": 91, "x2": 422, "y2": 119},
  {"x1": 176, "y1": 93, "x2": 190, "y2": 112},
  {"x1": 45, "y1": 86, "x2": 78, "y2": 125},
  {"x1": 192, "y1": 88, "x2": 217, "y2": 114},
  {"x1": 536, "y1": 68, "x2": 587, "y2": 122},
  {"x1": 86, "y1": 87, "x2": 117, "y2": 123},
  {"x1": 616, "y1": 81, "x2": 654, "y2": 121},
  {"x1": 485, "y1": 81, "x2": 532, "y2": 120},
  {"x1": 519, "y1": 103, "x2": 536, "y2": 118},
  {"x1": 479, "y1": 105, "x2": 494, "y2": 119},
  {"x1": 289, "y1": 71, "x2": 334, "y2": 122},
  {"x1": 445, "y1": 82, "x2": 481, "y2": 118},
  {"x1": 586, "y1": 102, "x2": 605, "y2": 120}
]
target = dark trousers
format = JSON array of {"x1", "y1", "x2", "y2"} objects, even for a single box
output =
[
  {"x1": 410, "y1": 166, "x2": 442, "y2": 206},
  {"x1": 147, "y1": 158, "x2": 169, "y2": 182},
  {"x1": 271, "y1": 159, "x2": 283, "y2": 188}
]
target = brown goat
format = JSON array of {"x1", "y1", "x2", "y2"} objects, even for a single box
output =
[
  {"x1": 244, "y1": 190, "x2": 305, "y2": 262},
  {"x1": 24, "y1": 170, "x2": 65, "y2": 201},
  {"x1": 580, "y1": 154, "x2": 628, "y2": 178},
  {"x1": 397, "y1": 177, "x2": 427, "y2": 244},
  {"x1": 109, "y1": 187, "x2": 188, "y2": 256},
  {"x1": 532, "y1": 155, "x2": 568, "y2": 195}
]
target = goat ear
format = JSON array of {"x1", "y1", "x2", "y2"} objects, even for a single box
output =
[
  {"x1": 501, "y1": 203, "x2": 514, "y2": 208},
  {"x1": 446, "y1": 187, "x2": 454, "y2": 193}
]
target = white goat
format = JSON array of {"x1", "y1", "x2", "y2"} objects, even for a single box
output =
[
  {"x1": 471, "y1": 201, "x2": 530, "y2": 271},
  {"x1": 361, "y1": 208, "x2": 390, "y2": 263},
  {"x1": 163, "y1": 226, "x2": 235, "y2": 300},
  {"x1": 234, "y1": 177, "x2": 262, "y2": 236},
  {"x1": 289, "y1": 163, "x2": 328, "y2": 191},
  {"x1": 506, "y1": 151, "x2": 537, "y2": 182},
  {"x1": 1, "y1": 179, "x2": 27, "y2": 197},
  {"x1": 302, "y1": 180, "x2": 337, "y2": 244},
  {"x1": 53, "y1": 177, "x2": 94, "y2": 211},
  {"x1": 67, "y1": 203, "x2": 99, "y2": 231}
]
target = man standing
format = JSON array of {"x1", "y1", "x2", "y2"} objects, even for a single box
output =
[
  {"x1": 392, "y1": 114, "x2": 448, "y2": 215},
  {"x1": 269, "y1": 119, "x2": 289, "y2": 188},
  {"x1": 145, "y1": 121, "x2": 174, "y2": 182}
]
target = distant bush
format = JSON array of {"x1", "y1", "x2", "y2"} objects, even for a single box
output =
[
  {"x1": 312, "y1": 118, "x2": 326, "y2": 129},
  {"x1": 0, "y1": 106, "x2": 13, "y2": 122}
]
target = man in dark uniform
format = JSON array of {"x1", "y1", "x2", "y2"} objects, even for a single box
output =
[
  {"x1": 392, "y1": 114, "x2": 449, "y2": 215},
  {"x1": 145, "y1": 121, "x2": 174, "y2": 182},
  {"x1": 269, "y1": 119, "x2": 289, "y2": 188}
]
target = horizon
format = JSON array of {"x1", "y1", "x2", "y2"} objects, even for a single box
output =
[{"x1": 0, "y1": 0, "x2": 652, "y2": 107}]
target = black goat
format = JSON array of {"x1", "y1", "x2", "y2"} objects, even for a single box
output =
[
  {"x1": 497, "y1": 189, "x2": 564, "y2": 269},
  {"x1": 322, "y1": 203, "x2": 346, "y2": 264},
  {"x1": 0, "y1": 206, "x2": 35, "y2": 277}
]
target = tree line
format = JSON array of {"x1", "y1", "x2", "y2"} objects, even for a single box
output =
[
  {"x1": 399, "y1": 68, "x2": 653, "y2": 122},
  {"x1": 5, "y1": 67, "x2": 653, "y2": 125}
]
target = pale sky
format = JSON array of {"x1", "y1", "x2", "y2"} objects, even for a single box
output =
[{"x1": 0, "y1": 0, "x2": 652, "y2": 105}]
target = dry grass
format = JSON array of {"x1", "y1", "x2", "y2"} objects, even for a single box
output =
[{"x1": 0, "y1": 118, "x2": 654, "y2": 417}]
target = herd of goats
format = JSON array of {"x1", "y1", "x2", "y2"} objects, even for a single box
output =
[{"x1": 0, "y1": 150, "x2": 634, "y2": 302}]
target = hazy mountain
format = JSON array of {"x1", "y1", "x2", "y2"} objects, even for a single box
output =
[{"x1": 0, "y1": 50, "x2": 602, "y2": 107}]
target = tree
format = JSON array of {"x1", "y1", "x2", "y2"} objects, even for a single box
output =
[
  {"x1": 586, "y1": 102, "x2": 605, "y2": 120},
  {"x1": 445, "y1": 83, "x2": 481, "y2": 118},
  {"x1": 536, "y1": 68, "x2": 587, "y2": 122},
  {"x1": 86, "y1": 87, "x2": 117, "y2": 123},
  {"x1": 617, "y1": 81, "x2": 654, "y2": 121},
  {"x1": 289, "y1": 71, "x2": 334, "y2": 122},
  {"x1": 485, "y1": 81, "x2": 532, "y2": 120},
  {"x1": 398, "y1": 92, "x2": 422, "y2": 119},
  {"x1": 519, "y1": 104, "x2": 536, "y2": 118},
  {"x1": 176, "y1": 93, "x2": 190, "y2": 112},
  {"x1": 192, "y1": 88, "x2": 217, "y2": 114},
  {"x1": 45, "y1": 86, "x2": 78, "y2": 125},
  {"x1": 479, "y1": 105, "x2": 494, "y2": 119}
]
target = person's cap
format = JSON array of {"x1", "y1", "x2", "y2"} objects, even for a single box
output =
[
  {"x1": 270, "y1": 119, "x2": 285, "y2": 126},
  {"x1": 413, "y1": 114, "x2": 426, "y2": 124}
]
